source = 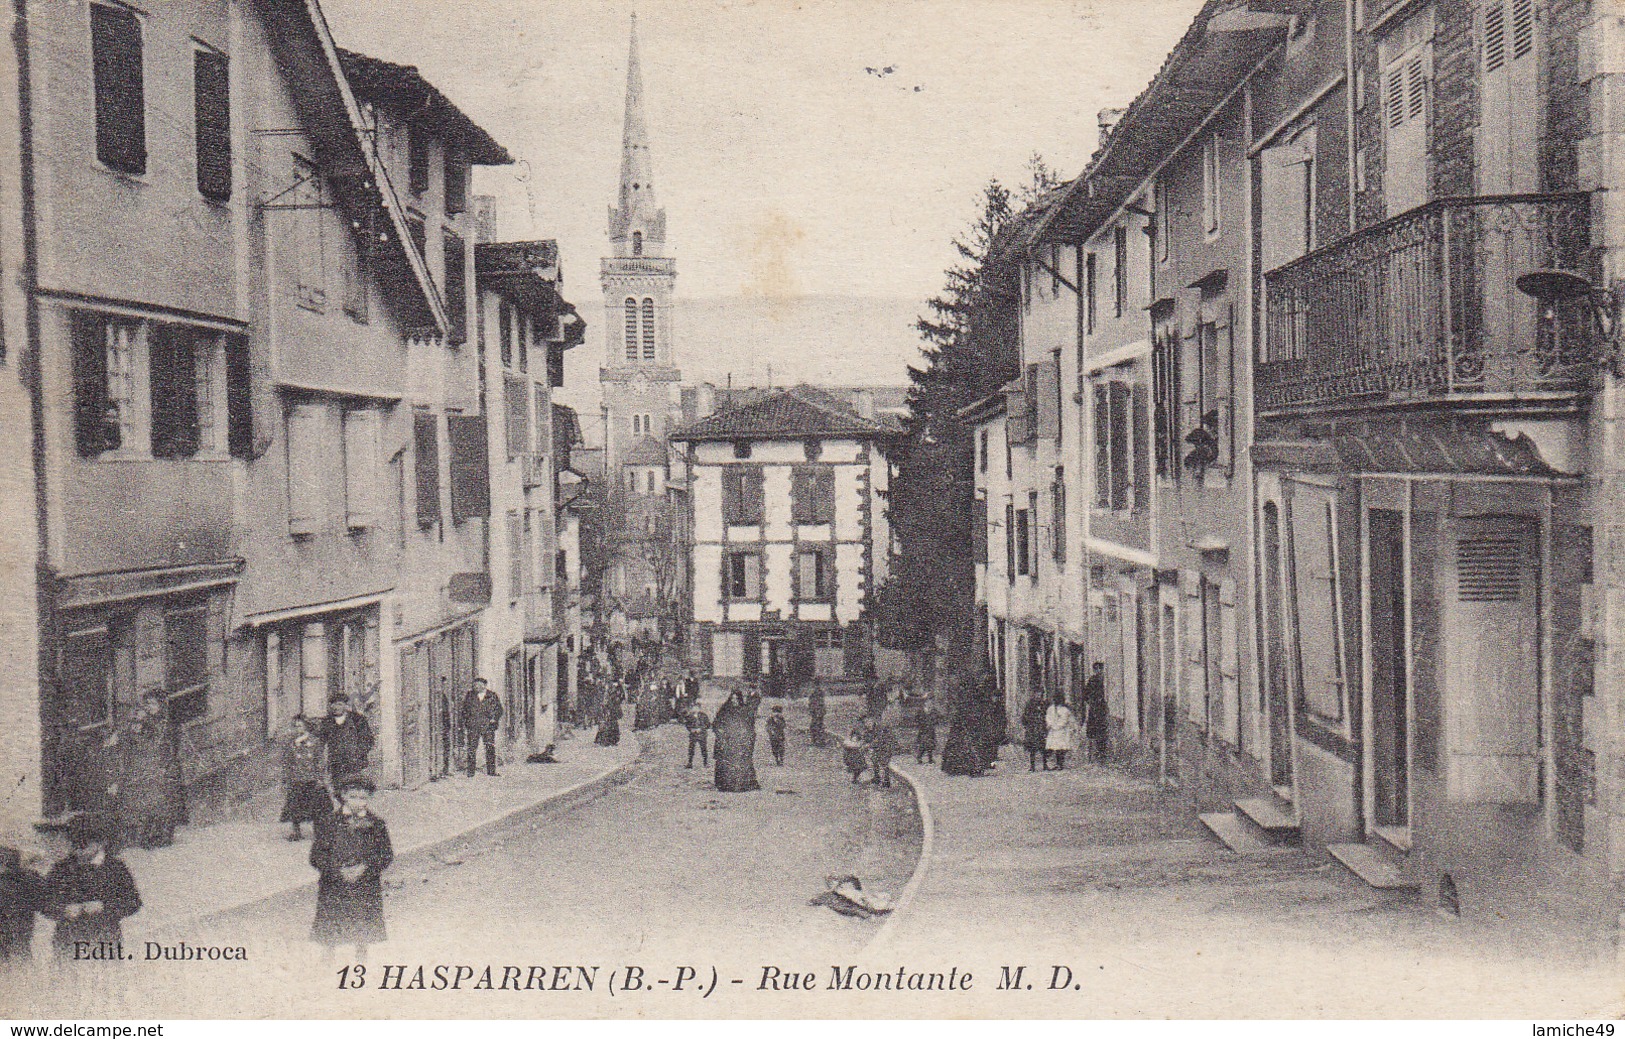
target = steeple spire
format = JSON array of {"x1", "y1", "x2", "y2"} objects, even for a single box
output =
[{"x1": 609, "y1": 13, "x2": 666, "y2": 257}]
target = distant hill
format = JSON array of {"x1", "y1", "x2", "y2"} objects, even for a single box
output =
[{"x1": 557, "y1": 294, "x2": 928, "y2": 423}]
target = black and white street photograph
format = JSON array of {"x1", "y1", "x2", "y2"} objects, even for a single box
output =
[{"x1": 0, "y1": 0, "x2": 1622, "y2": 1022}]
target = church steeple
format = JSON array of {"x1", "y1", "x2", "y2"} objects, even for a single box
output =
[{"x1": 609, "y1": 14, "x2": 666, "y2": 258}]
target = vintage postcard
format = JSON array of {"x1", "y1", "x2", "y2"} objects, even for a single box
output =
[{"x1": 0, "y1": 0, "x2": 1622, "y2": 1022}]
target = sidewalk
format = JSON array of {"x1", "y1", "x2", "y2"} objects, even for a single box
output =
[
  {"x1": 120, "y1": 732, "x2": 639, "y2": 937},
  {"x1": 882, "y1": 751, "x2": 1619, "y2": 1018}
]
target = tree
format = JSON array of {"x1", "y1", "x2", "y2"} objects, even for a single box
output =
[{"x1": 877, "y1": 156, "x2": 1061, "y2": 690}]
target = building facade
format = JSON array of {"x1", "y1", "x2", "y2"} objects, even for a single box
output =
[{"x1": 671, "y1": 386, "x2": 898, "y2": 691}]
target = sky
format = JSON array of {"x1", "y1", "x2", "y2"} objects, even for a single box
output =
[{"x1": 318, "y1": 0, "x2": 1206, "y2": 408}]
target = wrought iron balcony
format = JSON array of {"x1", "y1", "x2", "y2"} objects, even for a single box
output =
[{"x1": 1256, "y1": 193, "x2": 1597, "y2": 415}]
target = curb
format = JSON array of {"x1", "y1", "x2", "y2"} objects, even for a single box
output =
[
  {"x1": 864, "y1": 759, "x2": 934, "y2": 953},
  {"x1": 148, "y1": 739, "x2": 644, "y2": 937}
]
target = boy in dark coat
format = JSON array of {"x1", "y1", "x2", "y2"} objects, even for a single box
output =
[
  {"x1": 765, "y1": 705, "x2": 787, "y2": 766},
  {"x1": 319, "y1": 694, "x2": 375, "y2": 782},
  {"x1": 867, "y1": 719, "x2": 899, "y2": 788},
  {"x1": 42, "y1": 814, "x2": 141, "y2": 961},
  {"x1": 684, "y1": 703, "x2": 710, "y2": 768},
  {"x1": 310, "y1": 775, "x2": 393, "y2": 959},
  {"x1": 0, "y1": 846, "x2": 45, "y2": 963}
]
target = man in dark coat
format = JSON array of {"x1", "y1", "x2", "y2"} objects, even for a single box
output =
[
  {"x1": 42, "y1": 814, "x2": 141, "y2": 961},
  {"x1": 807, "y1": 678, "x2": 828, "y2": 747},
  {"x1": 319, "y1": 694, "x2": 375, "y2": 782},
  {"x1": 310, "y1": 775, "x2": 393, "y2": 958},
  {"x1": 914, "y1": 697, "x2": 939, "y2": 764},
  {"x1": 0, "y1": 846, "x2": 45, "y2": 963},
  {"x1": 867, "y1": 718, "x2": 898, "y2": 787},
  {"x1": 1082, "y1": 662, "x2": 1109, "y2": 762},
  {"x1": 684, "y1": 702, "x2": 710, "y2": 768},
  {"x1": 462, "y1": 678, "x2": 503, "y2": 777}
]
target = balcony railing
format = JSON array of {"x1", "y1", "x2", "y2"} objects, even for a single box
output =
[{"x1": 1257, "y1": 193, "x2": 1597, "y2": 415}]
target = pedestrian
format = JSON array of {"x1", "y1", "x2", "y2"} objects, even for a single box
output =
[
  {"x1": 766, "y1": 705, "x2": 787, "y2": 766},
  {"x1": 711, "y1": 689, "x2": 761, "y2": 792},
  {"x1": 309, "y1": 775, "x2": 393, "y2": 960},
  {"x1": 462, "y1": 677, "x2": 503, "y2": 777},
  {"x1": 807, "y1": 678, "x2": 828, "y2": 747},
  {"x1": 1022, "y1": 694, "x2": 1050, "y2": 772},
  {"x1": 842, "y1": 719, "x2": 870, "y2": 784},
  {"x1": 867, "y1": 717, "x2": 898, "y2": 788},
  {"x1": 1046, "y1": 696, "x2": 1078, "y2": 770},
  {"x1": 914, "y1": 697, "x2": 938, "y2": 764},
  {"x1": 1082, "y1": 662, "x2": 1109, "y2": 762},
  {"x1": 280, "y1": 715, "x2": 332, "y2": 841},
  {"x1": 683, "y1": 702, "x2": 710, "y2": 768},
  {"x1": 0, "y1": 846, "x2": 45, "y2": 965},
  {"x1": 595, "y1": 683, "x2": 623, "y2": 747},
  {"x1": 42, "y1": 814, "x2": 141, "y2": 961},
  {"x1": 940, "y1": 683, "x2": 986, "y2": 777},
  {"x1": 113, "y1": 691, "x2": 185, "y2": 849},
  {"x1": 318, "y1": 693, "x2": 375, "y2": 783}
]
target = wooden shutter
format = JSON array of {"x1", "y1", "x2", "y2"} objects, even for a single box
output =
[
  {"x1": 193, "y1": 48, "x2": 230, "y2": 200},
  {"x1": 72, "y1": 310, "x2": 112, "y2": 456},
  {"x1": 444, "y1": 149, "x2": 467, "y2": 215},
  {"x1": 499, "y1": 303, "x2": 513, "y2": 368},
  {"x1": 1289, "y1": 493, "x2": 1344, "y2": 720},
  {"x1": 225, "y1": 333, "x2": 253, "y2": 458},
  {"x1": 414, "y1": 411, "x2": 440, "y2": 528},
  {"x1": 973, "y1": 496, "x2": 988, "y2": 565},
  {"x1": 286, "y1": 403, "x2": 324, "y2": 536},
  {"x1": 1131, "y1": 384, "x2": 1150, "y2": 510},
  {"x1": 1108, "y1": 382, "x2": 1130, "y2": 511},
  {"x1": 343, "y1": 409, "x2": 380, "y2": 530},
  {"x1": 722, "y1": 467, "x2": 742, "y2": 523},
  {"x1": 744, "y1": 466, "x2": 765, "y2": 524},
  {"x1": 1218, "y1": 577, "x2": 1240, "y2": 744},
  {"x1": 791, "y1": 467, "x2": 811, "y2": 524},
  {"x1": 149, "y1": 323, "x2": 199, "y2": 459},
  {"x1": 1093, "y1": 383, "x2": 1110, "y2": 508},
  {"x1": 1005, "y1": 502, "x2": 1016, "y2": 581},
  {"x1": 447, "y1": 413, "x2": 490, "y2": 523},
  {"x1": 408, "y1": 125, "x2": 429, "y2": 195},
  {"x1": 504, "y1": 378, "x2": 527, "y2": 459},
  {"x1": 444, "y1": 230, "x2": 467, "y2": 344},
  {"x1": 1035, "y1": 357, "x2": 1061, "y2": 441},
  {"x1": 91, "y1": 4, "x2": 146, "y2": 175}
]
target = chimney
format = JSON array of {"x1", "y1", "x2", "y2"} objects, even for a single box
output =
[
  {"x1": 697, "y1": 383, "x2": 716, "y2": 420},
  {"x1": 852, "y1": 388, "x2": 875, "y2": 420},
  {"x1": 473, "y1": 195, "x2": 498, "y2": 244},
  {"x1": 1097, "y1": 107, "x2": 1126, "y2": 142}
]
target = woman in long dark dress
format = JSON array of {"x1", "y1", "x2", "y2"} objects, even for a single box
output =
[
  {"x1": 939, "y1": 694, "x2": 986, "y2": 776},
  {"x1": 711, "y1": 690, "x2": 760, "y2": 792},
  {"x1": 1021, "y1": 695, "x2": 1050, "y2": 772},
  {"x1": 595, "y1": 683, "x2": 623, "y2": 746},
  {"x1": 309, "y1": 775, "x2": 391, "y2": 959},
  {"x1": 116, "y1": 692, "x2": 185, "y2": 849}
]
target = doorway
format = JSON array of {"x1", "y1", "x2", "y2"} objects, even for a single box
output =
[
  {"x1": 1262, "y1": 503, "x2": 1295, "y2": 793},
  {"x1": 1369, "y1": 508, "x2": 1409, "y2": 829}
]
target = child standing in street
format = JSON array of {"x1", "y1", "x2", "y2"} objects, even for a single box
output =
[
  {"x1": 766, "y1": 705, "x2": 787, "y2": 766},
  {"x1": 309, "y1": 775, "x2": 393, "y2": 961},
  {"x1": 281, "y1": 715, "x2": 332, "y2": 841}
]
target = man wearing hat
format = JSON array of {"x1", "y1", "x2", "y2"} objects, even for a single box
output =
[
  {"x1": 461, "y1": 677, "x2": 503, "y2": 777},
  {"x1": 309, "y1": 774, "x2": 392, "y2": 958},
  {"x1": 41, "y1": 814, "x2": 141, "y2": 960},
  {"x1": 318, "y1": 693, "x2": 375, "y2": 784}
]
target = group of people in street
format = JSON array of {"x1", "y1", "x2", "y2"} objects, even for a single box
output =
[{"x1": 842, "y1": 713, "x2": 900, "y2": 787}]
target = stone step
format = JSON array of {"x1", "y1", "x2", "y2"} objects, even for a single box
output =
[
  {"x1": 1235, "y1": 796, "x2": 1301, "y2": 839},
  {"x1": 1328, "y1": 842, "x2": 1421, "y2": 892},
  {"x1": 1199, "y1": 811, "x2": 1275, "y2": 853}
]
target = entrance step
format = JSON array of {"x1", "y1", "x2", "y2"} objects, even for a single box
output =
[
  {"x1": 1372, "y1": 824, "x2": 1412, "y2": 855},
  {"x1": 1328, "y1": 842, "x2": 1420, "y2": 893},
  {"x1": 1234, "y1": 796, "x2": 1301, "y2": 843},
  {"x1": 1199, "y1": 811, "x2": 1276, "y2": 853}
]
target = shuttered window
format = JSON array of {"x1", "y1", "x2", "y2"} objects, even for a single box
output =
[
  {"x1": 72, "y1": 310, "x2": 116, "y2": 456},
  {"x1": 504, "y1": 378, "x2": 527, "y2": 460},
  {"x1": 532, "y1": 385, "x2": 549, "y2": 456},
  {"x1": 193, "y1": 48, "x2": 230, "y2": 200},
  {"x1": 447, "y1": 412, "x2": 490, "y2": 524},
  {"x1": 507, "y1": 512, "x2": 523, "y2": 600},
  {"x1": 91, "y1": 4, "x2": 146, "y2": 175},
  {"x1": 1005, "y1": 502, "x2": 1016, "y2": 583},
  {"x1": 722, "y1": 466, "x2": 764, "y2": 525},
  {"x1": 499, "y1": 303, "x2": 514, "y2": 368},
  {"x1": 444, "y1": 149, "x2": 467, "y2": 215},
  {"x1": 1051, "y1": 468, "x2": 1066, "y2": 562},
  {"x1": 149, "y1": 324, "x2": 200, "y2": 459},
  {"x1": 408, "y1": 126, "x2": 429, "y2": 196},
  {"x1": 1035, "y1": 356, "x2": 1061, "y2": 441},
  {"x1": 342, "y1": 409, "x2": 380, "y2": 530},
  {"x1": 1108, "y1": 382, "x2": 1130, "y2": 511},
  {"x1": 444, "y1": 230, "x2": 467, "y2": 344},
  {"x1": 286, "y1": 403, "x2": 325, "y2": 536},
  {"x1": 641, "y1": 298, "x2": 656, "y2": 360},
  {"x1": 791, "y1": 466, "x2": 835, "y2": 524},
  {"x1": 1015, "y1": 508, "x2": 1030, "y2": 576},
  {"x1": 1092, "y1": 383, "x2": 1110, "y2": 509},
  {"x1": 724, "y1": 552, "x2": 762, "y2": 600},
  {"x1": 413, "y1": 410, "x2": 440, "y2": 528},
  {"x1": 796, "y1": 548, "x2": 832, "y2": 602},
  {"x1": 225, "y1": 333, "x2": 253, "y2": 459}
]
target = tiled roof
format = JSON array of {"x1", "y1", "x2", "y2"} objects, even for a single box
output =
[
  {"x1": 622, "y1": 435, "x2": 670, "y2": 466},
  {"x1": 337, "y1": 49, "x2": 511, "y2": 166},
  {"x1": 669, "y1": 385, "x2": 901, "y2": 442}
]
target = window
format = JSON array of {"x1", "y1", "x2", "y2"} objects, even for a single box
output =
[
  {"x1": 72, "y1": 311, "x2": 129, "y2": 456},
  {"x1": 500, "y1": 303, "x2": 513, "y2": 369},
  {"x1": 447, "y1": 412, "x2": 491, "y2": 524},
  {"x1": 193, "y1": 47, "x2": 230, "y2": 200},
  {"x1": 791, "y1": 465, "x2": 835, "y2": 525},
  {"x1": 733, "y1": 441, "x2": 752, "y2": 460},
  {"x1": 414, "y1": 410, "x2": 440, "y2": 529},
  {"x1": 444, "y1": 149, "x2": 466, "y2": 215},
  {"x1": 286, "y1": 402, "x2": 324, "y2": 536},
  {"x1": 164, "y1": 599, "x2": 209, "y2": 724},
  {"x1": 1381, "y1": 12, "x2": 1432, "y2": 215},
  {"x1": 517, "y1": 313, "x2": 529, "y2": 373},
  {"x1": 342, "y1": 408, "x2": 380, "y2": 530},
  {"x1": 1005, "y1": 501, "x2": 1016, "y2": 582},
  {"x1": 1113, "y1": 225, "x2": 1128, "y2": 318},
  {"x1": 1196, "y1": 306, "x2": 1235, "y2": 471},
  {"x1": 1152, "y1": 319, "x2": 1180, "y2": 477},
  {"x1": 225, "y1": 333, "x2": 253, "y2": 459},
  {"x1": 443, "y1": 230, "x2": 467, "y2": 343},
  {"x1": 632, "y1": 231, "x2": 643, "y2": 256},
  {"x1": 504, "y1": 378, "x2": 528, "y2": 460},
  {"x1": 148, "y1": 324, "x2": 203, "y2": 458},
  {"x1": 1028, "y1": 490, "x2": 1040, "y2": 577},
  {"x1": 60, "y1": 618, "x2": 115, "y2": 729},
  {"x1": 641, "y1": 298, "x2": 656, "y2": 360},
  {"x1": 724, "y1": 551, "x2": 762, "y2": 600},
  {"x1": 1015, "y1": 507, "x2": 1030, "y2": 576},
  {"x1": 722, "y1": 466, "x2": 764, "y2": 525},
  {"x1": 1051, "y1": 467, "x2": 1066, "y2": 563},
  {"x1": 1085, "y1": 253, "x2": 1097, "y2": 334},
  {"x1": 796, "y1": 547, "x2": 833, "y2": 601},
  {"x1": 1202, "y1": 133, "x2": 1221, "y2": 234},
  {"x1": 408, "y1": 126, "x2": 429, "y2": 196},
  {"x1": 624, "y1": 298, "x2": 638, "y2": 361},
  {"x1": 341, "y1": 222, "x2": 369, "y2": 324},
  {"x1": 91, "y1": 3, "x2": 145, "y2": 175},
  {"x1": 1094, "y1": 377, "x2": 1146, "y2": 510}
]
